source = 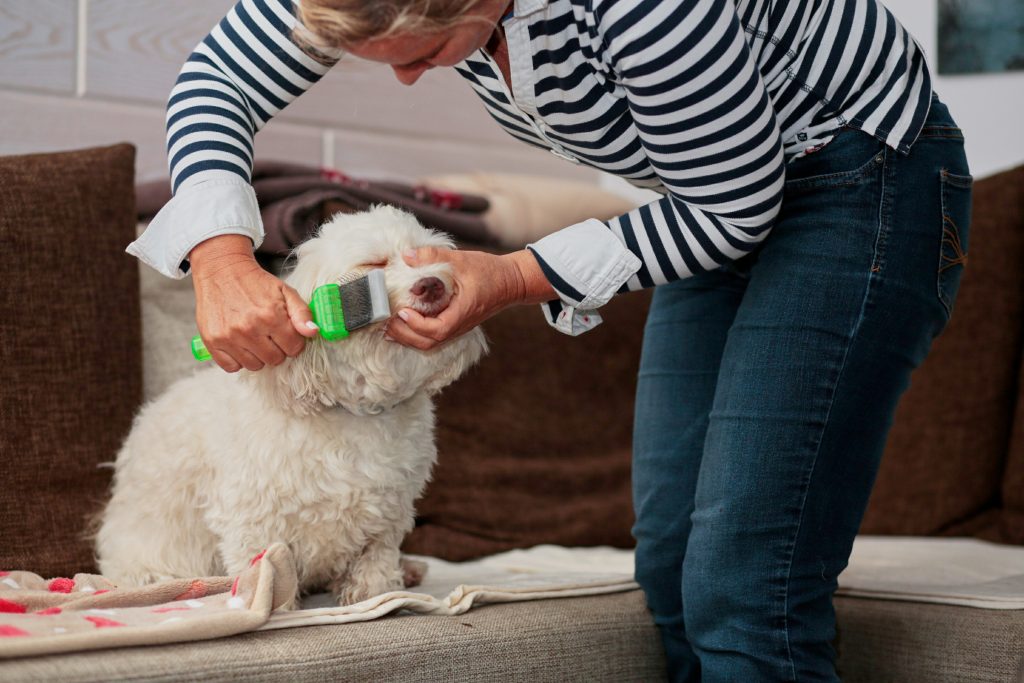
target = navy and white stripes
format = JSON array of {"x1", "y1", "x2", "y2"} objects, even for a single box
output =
[
  {"x1": 165, "y1": 0, "x2": 338, "y2": 195},
  {"x1": 143, "y1": 0, "x2": 932, "y2": 334}
]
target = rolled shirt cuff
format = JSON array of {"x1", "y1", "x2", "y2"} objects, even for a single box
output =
[
  {"x1": 526, "y1": 218, "x2": 641, "y2": 336},
  {"x1": 126, "y1": 177, "x2": 263, "y2": 279}
]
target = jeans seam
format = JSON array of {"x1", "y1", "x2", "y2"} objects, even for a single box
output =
[
  {"x1": 780, "y1": 148, "x2": 889, "y2": 683},
  {"x1": 780, "y1": 286, "x2": 874, "y2": 683},
  {"x1": 870, "y1": 148, "x2": 894, "y2": 273}
]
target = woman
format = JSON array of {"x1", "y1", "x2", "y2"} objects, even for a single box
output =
[{"x1": 130, "y1": 0, "x2": 972, "y2": 679}]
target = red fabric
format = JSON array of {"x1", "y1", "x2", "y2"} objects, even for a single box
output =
[
  {"x1": 47, "y1": 578, "x2": 75, "y2": 593},
  {"x1": 0, "y1": 625, "x2": 29, "y2": 637},
  {"x1": 173, "y1": 580, "x2": 207, "y2": 601},
  {"x1": 0, "y1": 599, "x2": 27, "y2": 614},
  {"x1": 84, "y1": 616, "x2": 125, "y2": 628}
]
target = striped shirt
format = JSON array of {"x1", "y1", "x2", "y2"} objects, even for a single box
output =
[{"x1": 127, "y1": 0, "x2": 932, "y2": 336}]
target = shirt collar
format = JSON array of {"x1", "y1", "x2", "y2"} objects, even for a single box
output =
[{"x1": 513, "y1": 0, "x2": 549, "y2": 18}]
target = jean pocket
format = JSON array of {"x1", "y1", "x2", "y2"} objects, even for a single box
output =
[
  {"x1": 937, "y1": 169, "x2": 973, "y2": 319},
  {"x1": 784, "y1": 128, "x2": 886, "y2": 194}
]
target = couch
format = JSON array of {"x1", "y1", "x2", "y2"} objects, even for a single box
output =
[{"x1": 1, "y1": 144, "x2": 1022, "y2": 681}]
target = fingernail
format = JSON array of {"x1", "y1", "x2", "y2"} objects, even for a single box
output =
[
  {"x1": 384, "y1": 334, "x2": 394, "y2": 342},
  {"x1": 305, "y1": 321, "x2": 319, "y2": 330},
  {"x1": 403, "y1": 249, "x2": 416, "y2": 262},
  {"x1": 397, "y1": 310, "x2": 409, "y2": 321}
]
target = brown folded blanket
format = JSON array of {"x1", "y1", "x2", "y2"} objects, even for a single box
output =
[{"x1": 135, "y1": 161, "x2": 496, "y2": 257}]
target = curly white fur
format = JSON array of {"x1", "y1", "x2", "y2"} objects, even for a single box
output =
[{"x1": 96, "y1": 206, "x2": 487, "y2": 606}]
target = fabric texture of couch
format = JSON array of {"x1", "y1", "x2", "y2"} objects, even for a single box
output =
[{"x1": 0, "y1": 144, "x2": 141, "y2": 578}]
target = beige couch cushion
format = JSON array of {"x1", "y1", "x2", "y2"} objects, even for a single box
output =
[
  {"x1": 0, "y1": 591, "x2": 665, "y2": 682},
  {"x1": 834, "y1": 597, "x2": 1024, "y2": 683}
]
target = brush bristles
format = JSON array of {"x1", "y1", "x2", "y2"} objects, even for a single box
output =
[{"x1": 337, "y1": 269, "x2": 390, "y2": 332}]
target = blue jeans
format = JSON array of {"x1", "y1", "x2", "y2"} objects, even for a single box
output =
[{"x1": 632, "y1": 96, "x2": 972, "y2": 682}]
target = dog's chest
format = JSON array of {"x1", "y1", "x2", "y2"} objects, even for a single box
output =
[{"x1": 218, "y1": 406, "x2": 436, "y2": 545}]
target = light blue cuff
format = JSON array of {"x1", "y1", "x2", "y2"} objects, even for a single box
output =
[
  {"x1": 126, "y1": 177, "x2": 263, "y2": 279},
  {"x1": 527, "y1": 218, "x2": 641, "y2": 336}
]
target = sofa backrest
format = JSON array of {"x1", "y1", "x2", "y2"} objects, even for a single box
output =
[{"x1": 860, "y1": 164, "x2": 1024, "y2": 543}]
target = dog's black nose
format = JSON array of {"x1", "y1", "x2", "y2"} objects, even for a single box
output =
[{"x1": 411, "y1": 276, "x2": 445, "y2": 303}]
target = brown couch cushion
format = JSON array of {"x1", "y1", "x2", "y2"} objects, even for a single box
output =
[
  {"x1": 403, "y1": 291, "x2": 651, "y2": 561},
  {"x1": 0, "y1": 144, "x2": 141, "y2": 577},
  {"x1": 993, "y1": 167, "x2": 1024, "y2": 545},
  {"x1": 1001, "y1": 359, "x2": 1024, "y2": 544},
  {"x1": 861, "y1": 165, "x2": 1024, "y2": 537}
]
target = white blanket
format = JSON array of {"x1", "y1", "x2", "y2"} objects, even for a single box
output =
[
  {"x1": 268, "y1": 536, "x2": 1024, "y2": 634},
  {"x1": 264, "y1": 545, "x2": 638, "y2": 630},
  {"x1": 838, "y1": 536, "x2": 1024, "y2": 609}
]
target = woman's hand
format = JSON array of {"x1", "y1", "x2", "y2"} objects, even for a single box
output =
[
  {"x1": 386, "y1": 247, "x2": 556, "y2": 350},
  {"x1": 190, "y1": 235, "x2": 320, "y2": 372}
]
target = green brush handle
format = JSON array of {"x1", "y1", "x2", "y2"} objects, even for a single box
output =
[{"x1": 191, "y1": 283, "x2": 348, "y2": 362}]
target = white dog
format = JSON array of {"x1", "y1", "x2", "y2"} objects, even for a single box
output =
[{"x1": 96, "y1": 206, "x2": 487, "y2": 606}]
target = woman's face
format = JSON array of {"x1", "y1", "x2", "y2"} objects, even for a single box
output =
[{"x1": 344, "y1": 0, "x2": 508, "y2": 85}]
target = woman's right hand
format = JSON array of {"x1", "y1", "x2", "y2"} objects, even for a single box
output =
[{"x1": 190, "y1": 235, "x2": 320, "y2": 372}]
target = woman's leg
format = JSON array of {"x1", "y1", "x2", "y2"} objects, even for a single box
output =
[
  {"x1": 632, "y1": 266, "x2": 748, "y2": 682},
  {"x1": 681, "y1": 102, "x2": 972, "y2": 682}
]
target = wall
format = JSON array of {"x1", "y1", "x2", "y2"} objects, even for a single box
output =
[
  {"x1": 884, "y1": 0, "x2": 1024, "y2": 177},
  {"x1": 0, "y1": 0, "x2": 595, "y2": 183},
  {"x1": 0, "y1": 1, "x2": 1018, "y2": 187}
]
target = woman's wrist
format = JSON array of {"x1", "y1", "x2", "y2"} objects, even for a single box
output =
[
  {"x1": 503, "y1": 249, "x2": 557, "y2": 305},
  {"x1": 189, "y1": 234, "x2": 256, "y2": 276}
]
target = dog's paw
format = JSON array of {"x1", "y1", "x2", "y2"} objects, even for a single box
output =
[
  {"x1": 335, "y1": 574, "x2": 403, "y2": 606},
  {"x1": 276, "y1": 592, "x2": 301, "y2": 611},
  {"x1": 400, "y1": 557, "x2": 428, "y2": 588}
]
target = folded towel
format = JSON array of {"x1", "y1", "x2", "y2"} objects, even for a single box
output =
[
  {"x1": 0, "y1": 544, "x2": 636, "y2": 659},
  {"x1": 837, "y1": 536, "x2": 1024, "y2": 609}
]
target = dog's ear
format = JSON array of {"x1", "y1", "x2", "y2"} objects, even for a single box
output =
[
  {"x1": 424, "y1": 327, "x2": 488, "y2": 395},
  {"x1": 250, "y1": 339, "x2": 337, "y2": 415}
]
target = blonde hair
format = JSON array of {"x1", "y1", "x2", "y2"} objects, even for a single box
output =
[{"x1": 295, "y1": 0, "x2": 485, "y2": 49}]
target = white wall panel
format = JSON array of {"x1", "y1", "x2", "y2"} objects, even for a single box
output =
[
  {"x1": 84, "y1": 0, "x2": 513, "y2": 146},
  {"x1": 330, "y1": 127, "x2": 599, "y2": 183},
  {"x1": 0, "y1": 90, "x2": 323, "y2": 182},
  {"x1": 0, "y1": 0, "x2": 77, "y2": 94}
]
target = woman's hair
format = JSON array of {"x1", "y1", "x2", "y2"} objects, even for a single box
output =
[{"x1": 295, "y1": 0, "x2": 485, "y2": 49}]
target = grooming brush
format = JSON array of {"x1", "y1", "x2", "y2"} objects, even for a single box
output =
[{"x1": 190, "y1": 269, "x2": 391, "y2": 361}]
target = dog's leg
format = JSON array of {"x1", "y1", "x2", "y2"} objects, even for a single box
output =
[
  {"x1": 333, "y1": 535, "x2": 405, "y2": 606},
  {"x1": 96, "y1": 493, "x2": 220, "y2": 586},
  {"x1": 400, "y1": 557, "x2": 428, "y2": 588}
]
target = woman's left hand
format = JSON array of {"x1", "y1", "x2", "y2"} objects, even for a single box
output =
[{"x1": 386, "y1": 247, "x2": 555, "y2": 350}]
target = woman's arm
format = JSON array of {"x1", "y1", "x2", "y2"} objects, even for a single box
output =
[
  {"x1": 127, "y1": 0, "x2": 342, "y2": 371},
  {"x1": 391, "y1": 0, "x2": 786, "y2": 346},
  {"x1": 526, "y1": 0, "x2": 786, "y2": 334},
  {"x1": 129, "y1": 0, "x2": 341, "y2": 278}
]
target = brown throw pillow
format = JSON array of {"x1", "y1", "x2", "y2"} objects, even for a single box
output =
[
  {"x1": 861, "y1": 165, "x2": 1024, "y2": 537},
  {"x1": 403, "y1": 290, "x2": 651, "y2": 561},
  {"x1": 0, "y1": 144, "x2": 141, "y2": 577}
]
